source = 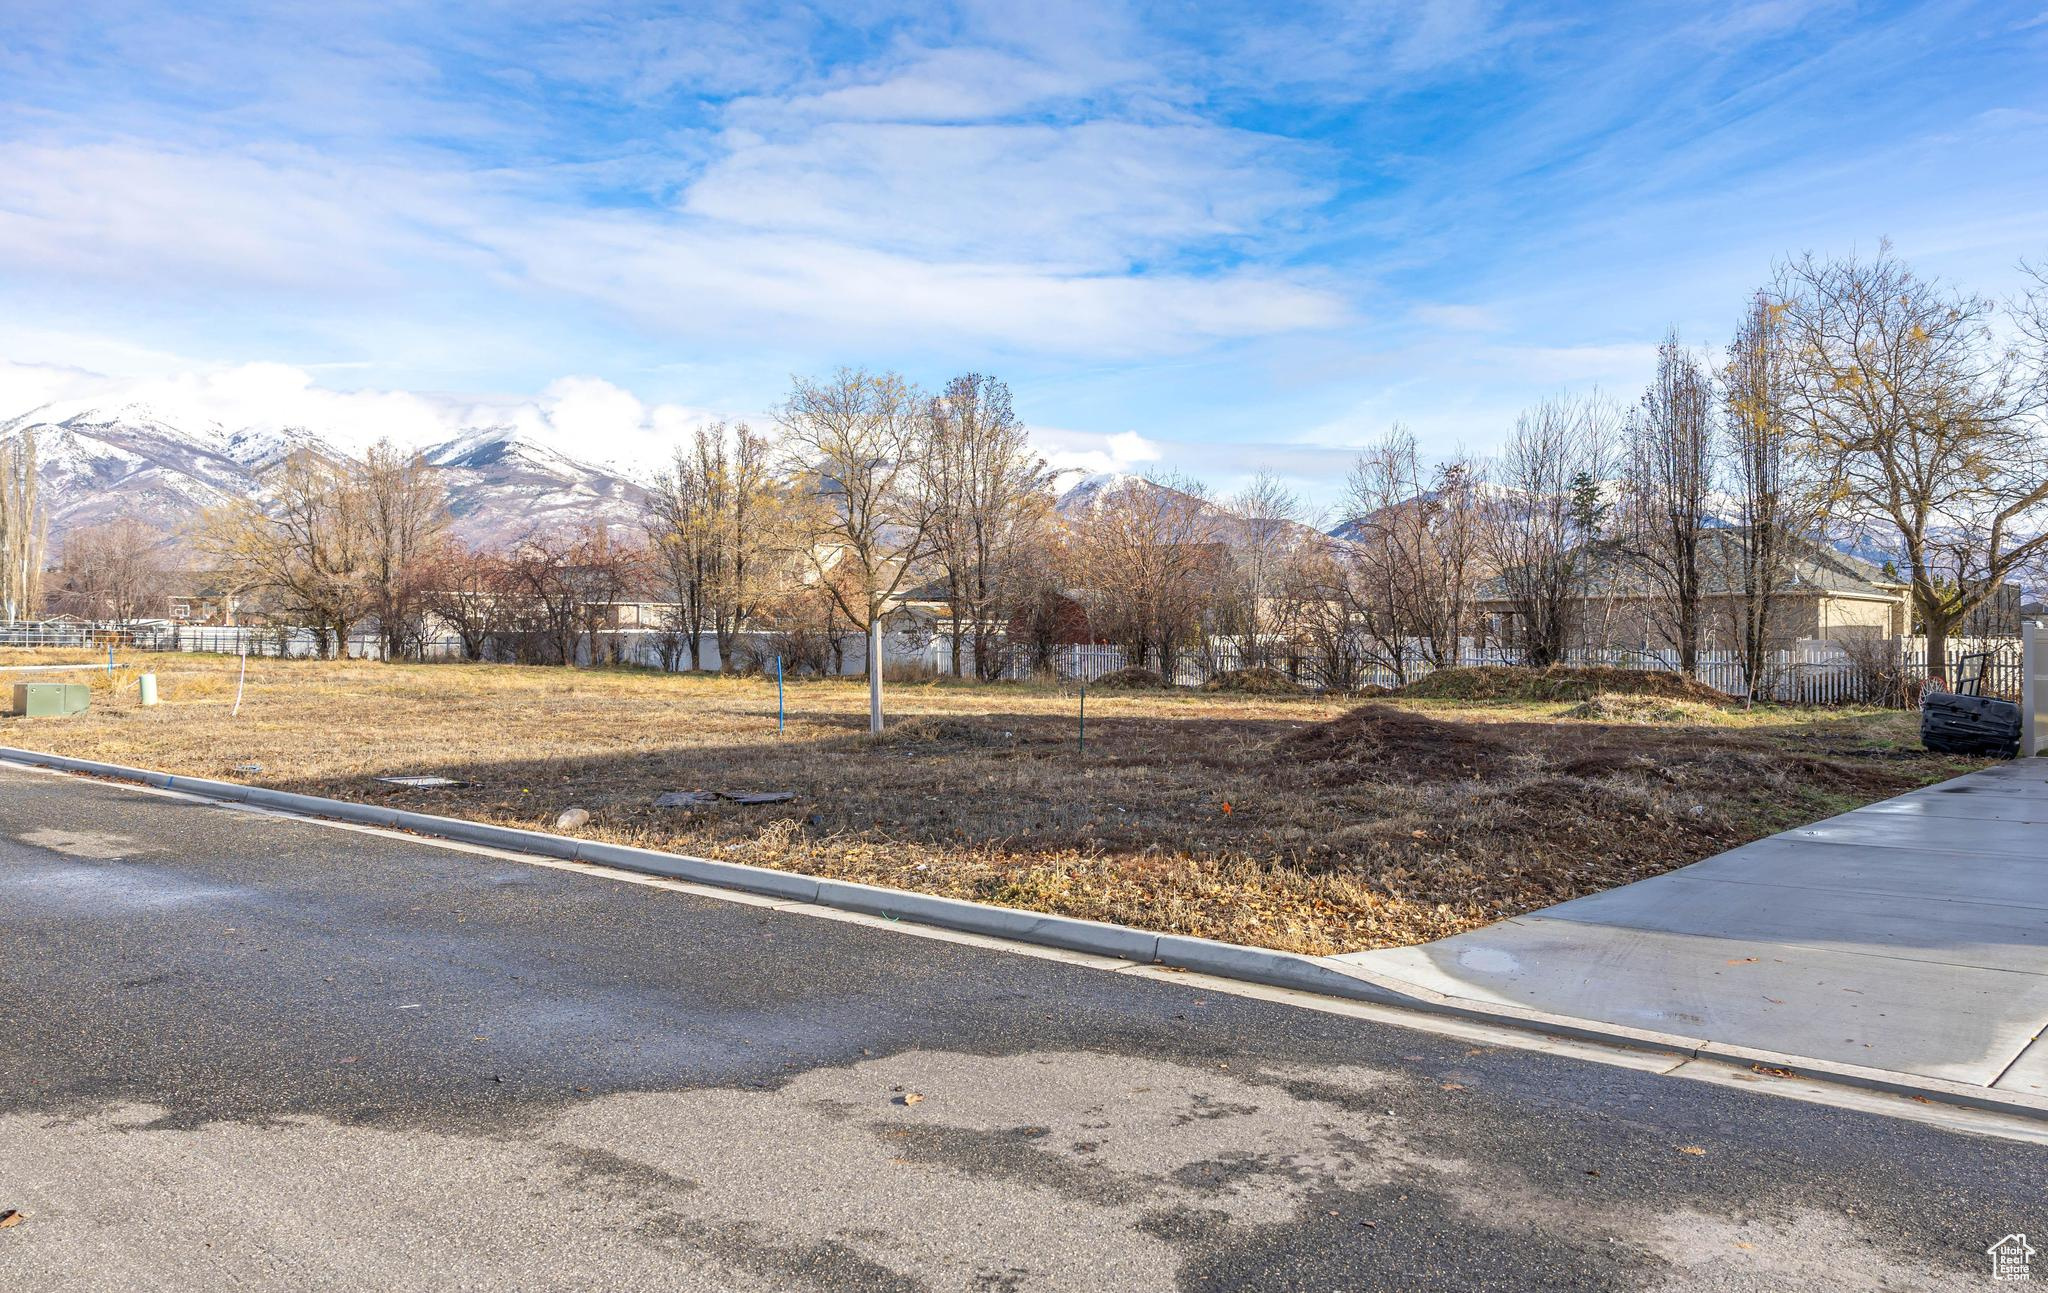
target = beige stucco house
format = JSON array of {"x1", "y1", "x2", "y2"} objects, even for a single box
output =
[{"x1": 1474, "y1": 528, "x2": 1911, "y2": 652}]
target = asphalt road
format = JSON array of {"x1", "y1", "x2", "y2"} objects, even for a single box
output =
[{"x1": 1, "y1": 764, "x2": 2042, "y2": 1292}]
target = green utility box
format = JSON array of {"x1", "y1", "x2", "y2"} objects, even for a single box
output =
[{"x1": 9, "y1": 682, "x2": 91, "y2": 717}]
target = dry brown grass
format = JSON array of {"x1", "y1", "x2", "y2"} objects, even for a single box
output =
[{"x1": 0, "y1": 651, "x2": 1982, "y2": 954}]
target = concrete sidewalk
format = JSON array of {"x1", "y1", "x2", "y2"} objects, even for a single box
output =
[{"x1": 1339, "y1": 759, "x2": 2048, "y2": 1097}]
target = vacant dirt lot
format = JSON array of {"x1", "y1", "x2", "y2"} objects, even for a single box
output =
[{"x1": 1, "y1": 653, "x2": 1984, "y2": 953}]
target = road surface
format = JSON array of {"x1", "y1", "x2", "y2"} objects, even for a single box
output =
[{"x1": 1, "y1": 764, "x2": 2042, "y2": 1291}]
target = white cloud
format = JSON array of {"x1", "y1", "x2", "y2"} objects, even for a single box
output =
[
  {"x1": 0, "y1": 140, "x2": 470, "y2": 295},
  {"x1": 682, "y1": 118, "x2": 1326, "y2": 267},
  {"x1": 753, "y1": 47, "x2": 1119, "y2": 124},
  {"x1": 1033, "y1": 426, "x2": 1164, "y2": 477},
  {"x1": 0, "y1": 360, "x2": 108, "y2": 419},
  {"x1": 1488, "y1": 342, "x2": 1663, "y2": 384},
  {"x1": 0, "y1": 129, "x2": 1345, "y2": 359},
  {"x1": 489, "y1": 207, "x2": 1346, "y2": 355}
]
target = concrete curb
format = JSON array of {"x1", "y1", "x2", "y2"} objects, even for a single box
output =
[{"x1": 6, "y1": 743, "x2": 2046, "y2": 1126}]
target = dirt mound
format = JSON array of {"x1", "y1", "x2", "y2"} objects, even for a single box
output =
[
  {"x1": 1276, "y1": 704, "x2": 1508, "y2": 780},
  {"x1": 1560, "y1": 695, "x2": 1729, "y2": 725},
  {"x1": 1091, "y1": 667, "x2": 1169, "y2": 690},
  {"x1": 1397, "y1": 665, "x2": 1734, "y2": 706},
  {"x1": 1200, "y1": 667, "x2": 1307, "y2": 696}
]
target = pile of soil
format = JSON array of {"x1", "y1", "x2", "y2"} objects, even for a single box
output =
[
  {"x1": 1200, "y1": 667, "x2": 1307, "y2": 696},
  {"x1": 1275, "y1": 703, "x2": 1509, "y2": 781},
  {"x1": 1560, "y1": 695, "x2": 1728, "y2": 724},
  {"x1": 1397, "y1": 665, "x2": 1735, "y2": 706},
  {"x1": 1091, "y1": 666, "x2": 1170, "y2": 689}
]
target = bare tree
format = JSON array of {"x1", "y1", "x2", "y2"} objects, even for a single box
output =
[
  {"x1": 925, "y1": 374, "x2": 1056, "y2": 679},
  {"x1": 0, "y1": 427, "x2": 45, "y2": 622},
  {"x1": 1276, "y1": 536, "x2": 1372, "y2": 688},
  {"x1": 1720, "y1": 291, "x2": 1830, "y2": 699},
  {"x1": 1342, "y1": 428, "x2": 1479, "y2": 680},
  {"x1": 1480, "y1": 396, "x2": 1616, "y2": 667},
  {"x1": 1776, "y1": 245, "x2": 2048, "y2": 683},
  {"x1": 647, "y1": 438, "x2": 710, "y2": 669},
  {"x1": 200, "y1": 449, "x2": 373, "y2": 656},
  {"x1": 1067, "y1": 475, "x2": 1222, "y2": 678},
  {"x1": 502, "y1": 531, "x2": 587, "y2": 665},
  {"x1": 199, "y1": 444, "x2": 446, "y2": 658},
  {"x1": 1215, "y1": 471, "x2": 1304, "y2": 669},
  {"x1": 51, "y1": 518, "x2": 167, "y2": 624},
  {"x1": 1619, "y1": 332, "x2": 1715, "y2": 674},
  {"x1": 777, "y1": 368, "x2": 939, "y2": 704},
  {"x1": 416, "y1": 542, "x2": 512, "y2": 661},
  {"x1": 568, "y1": 524, "x2": 646, "y2": 667},
  {"x1": 361, "y1": 441, "x2": 450, "y2": 659}
]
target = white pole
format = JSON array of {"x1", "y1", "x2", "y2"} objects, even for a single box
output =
[
  {"x1": 869, "y1": 613, "x2": 884, "y2": 735},
  {"x1": 231, "y1": 650, "x2": 247, "y2": 718},
  {"x1": 2025, "y1": 619, "x2": 2043, "y2": 757}
]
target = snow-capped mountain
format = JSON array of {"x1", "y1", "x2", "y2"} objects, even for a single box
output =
[
  {"x1": 424, "y1": 426, "x2": 649, "y2": 543},
  {"x1": 0, "y1": 404, "x2": 290, "y2": 539},
  {"x1": 0, "y1": 404, "x2": 649, "y2": 549},
  {"x1": 1055, "y1": 472, "x2": 1336, "y2": 552}
]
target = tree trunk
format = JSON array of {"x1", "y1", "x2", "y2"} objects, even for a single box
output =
[
  {"x1": 948, "y1": 591, "x2": 965, "y2": 677},
  {"x1": 1924, "y1": 611, "x2": 1951, "y2": 689},
  {"x1": 868, "y1": 614, "x2": 885, "y2": 734}
]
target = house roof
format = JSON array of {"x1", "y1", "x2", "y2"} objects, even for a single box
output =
[{"x1": 1476, "y1": 527, "x2": 1907, "y2": 603}]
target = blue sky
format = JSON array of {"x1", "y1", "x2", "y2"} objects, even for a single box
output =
[{"x1": 2, "y1": 0, "x2": 2045, "y2": 504}]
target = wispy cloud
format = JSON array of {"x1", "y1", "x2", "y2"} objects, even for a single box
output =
[{"x1": 1, "y1": 0, "x2": 2043, "y2": 501}]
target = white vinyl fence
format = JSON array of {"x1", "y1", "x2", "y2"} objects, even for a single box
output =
[
  {"x1": 0, "y1": 620, "x2": 925, "y2": 676},
  {"x1": 3, "y1": 618, "x2": 2034, "y2": 709},
  {"x1": 944, "y1": 633, "x2": 2030, "y2": 706}
]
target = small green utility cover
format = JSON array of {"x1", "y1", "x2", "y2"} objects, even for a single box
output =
[{"x1": 10, "y1": 683, "x2": 90, "y2": 717}]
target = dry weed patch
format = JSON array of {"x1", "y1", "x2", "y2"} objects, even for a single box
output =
[{"x1": 0, "y1": 653, "x2": 1980, "y2": 954}]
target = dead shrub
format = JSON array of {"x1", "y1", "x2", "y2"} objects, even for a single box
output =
[
  {"x1": 1200, "y1": 667, "x2": 1307, "y2": 696},
  {"x1": 1091, "y1": 666, "x2": 1169, "y2": 689},
  {"x1": 1398, "y1": 665, "x2": 1735, "y2": 706}
]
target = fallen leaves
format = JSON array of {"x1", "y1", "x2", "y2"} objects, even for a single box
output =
[
  {"x1": 896, "y1": 1092, "x2": 925, "y2": 1107},
  {"x1": 1749, "y1": 1063, "x2": 1798, "y2": 1079},
  {"x1": 1676, "y1": 1145, "x2": 1706, "y2": 1156},
  {"x1": 0, "y1": 1209, "x2": 22, "y2": 1229}
]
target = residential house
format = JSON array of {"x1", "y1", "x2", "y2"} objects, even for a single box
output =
[{"x1": 1473, "y1": 528, "x2": 1911, "y2": 653}]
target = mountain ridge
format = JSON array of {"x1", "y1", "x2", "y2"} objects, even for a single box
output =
[{"x1": 0, "y1": 404, "x2": 649, "y2": 549}]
